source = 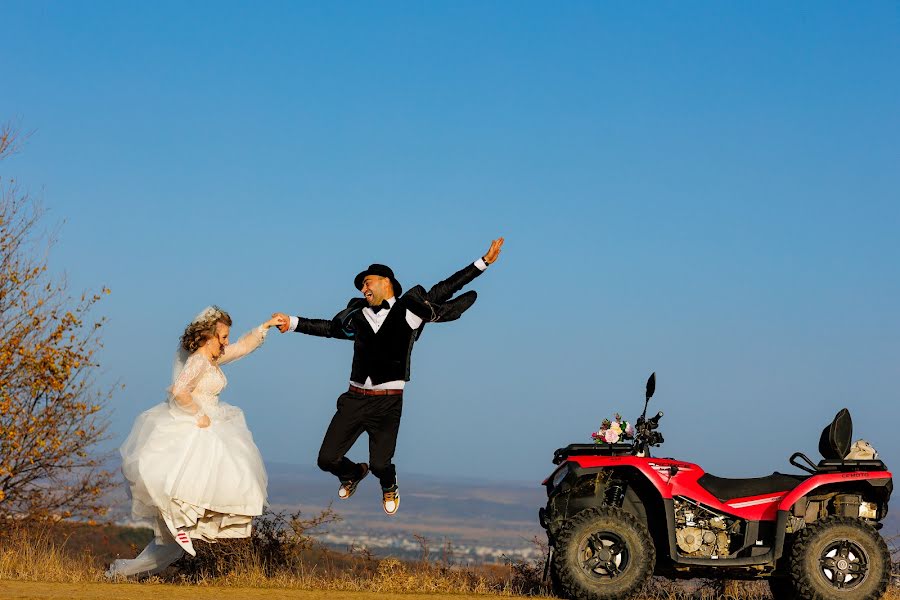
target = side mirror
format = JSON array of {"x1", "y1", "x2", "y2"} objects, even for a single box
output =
[{"x1": 645, "y1": 372, "x2": 656, "y2": 401}]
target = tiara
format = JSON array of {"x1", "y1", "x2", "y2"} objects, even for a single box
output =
[{"x1": 190, "y1": 305, "x2": 223, "y2": 325}]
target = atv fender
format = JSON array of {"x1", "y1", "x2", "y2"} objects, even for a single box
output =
[
  {"x1": 552, "y1": 465, "x2": 668, "y2": 566},
  {"x1": 776, "y1": 472, "x2": 892, "y2": 515}
]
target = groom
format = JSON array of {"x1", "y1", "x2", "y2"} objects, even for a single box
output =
[{"x1": 274, "y1": 237, "x2": 504, "y2": 515}]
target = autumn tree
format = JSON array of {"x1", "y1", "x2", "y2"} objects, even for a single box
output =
[{"x1": 0, "y1": 124, "x2": 113, "y2": 520}]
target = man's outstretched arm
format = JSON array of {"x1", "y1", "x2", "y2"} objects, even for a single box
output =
[
  {"x1": 271, "y1": 311, "x2": 350, "y2": 339},
  {"x1": 425, "y1": 237, "x2": 504, "y2": 303}
]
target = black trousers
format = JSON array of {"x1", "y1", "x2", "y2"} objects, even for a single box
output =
[{"x1": 317, "y1": 389, "x2": 403, "y2": 490}]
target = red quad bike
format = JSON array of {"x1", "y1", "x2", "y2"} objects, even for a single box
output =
[{"x1": 539, "y1": 373, "x2": 893, "y2": 600}]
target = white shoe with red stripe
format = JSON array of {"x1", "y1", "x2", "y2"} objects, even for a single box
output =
[
  {"x1": 174, "y1": 530, "x2": 196, "y2": 556},
  {"x1": 160, "y1": 511, "x2": 196, "y2": 557}
]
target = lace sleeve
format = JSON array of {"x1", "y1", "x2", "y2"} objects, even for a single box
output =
[
  {"x1": 219, "y1": 325, "x2": 269, "y2": 365},
  {"x1": 170, "y1": 353, "x2": 207, "y2": 414}
]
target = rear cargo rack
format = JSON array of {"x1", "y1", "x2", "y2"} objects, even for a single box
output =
[{"x1": 553, "y1": 443, "x2": 634, "y2": 464}]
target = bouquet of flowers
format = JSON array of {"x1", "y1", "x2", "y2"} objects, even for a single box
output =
[{"x1": 592, "y1": 413, "x2": 634, "y2": 444}]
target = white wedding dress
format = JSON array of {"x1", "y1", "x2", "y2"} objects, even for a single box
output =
[{"x1": 108, "y1": 325, "x2": 269, "y2": 577}]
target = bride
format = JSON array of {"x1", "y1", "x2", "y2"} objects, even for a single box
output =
[{"x1": 107, "y1": 306, "x2": 283, "y2": 578}]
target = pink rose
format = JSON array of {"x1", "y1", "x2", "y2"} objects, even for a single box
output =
[{"x1": 604, "y1": 429, "x2": 620, "y2": 443}]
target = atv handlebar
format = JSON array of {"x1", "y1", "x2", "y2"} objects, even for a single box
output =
[
  {"x1": 636, "y1": 411, "x2": 664, "y2": 430},
  {"x1": 633, "y1": 411, "x2": 665, "y2": 455}
]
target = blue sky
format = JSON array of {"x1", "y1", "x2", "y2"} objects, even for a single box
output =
[{"x1": 1, "y1": 2, "x2": 898, "y2": 483}]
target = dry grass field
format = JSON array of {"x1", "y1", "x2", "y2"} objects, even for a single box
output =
[
  {"x1": 4, "y1": 580, "x2": 900, "y2": 600},
  {"x1": 1, "y1": 518, "x2": 897, "y2": 600},
  {"x1": 1, "y1": 581, "x2": 522, "y2": 600}
]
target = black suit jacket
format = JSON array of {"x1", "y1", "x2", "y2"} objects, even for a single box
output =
[{"x1": 293, "y1": 261, "x2": 484, "y2": 383}]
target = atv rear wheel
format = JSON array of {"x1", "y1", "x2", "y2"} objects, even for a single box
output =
[
  {"x1": 790, "y1": 515, "x2": 890, "y2": 600},
  {"x1": 553, "y1": 507, "x2": 654, "y2": 600}
]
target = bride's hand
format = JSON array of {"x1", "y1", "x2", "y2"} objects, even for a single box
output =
[
  {"x1": 264, "y1": 315, "x2": 284, "y2": 330},
  {"x1": 197, "y1": 414, "x2": 211, "y2": 428}
]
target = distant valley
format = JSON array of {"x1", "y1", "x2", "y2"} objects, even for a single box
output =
[{"x1": 264, "y1": 462, "x2": 547, "y2": 562}]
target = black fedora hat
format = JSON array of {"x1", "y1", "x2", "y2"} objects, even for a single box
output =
[{"x1": 354, "y1": 264, "x2": 403, "y2": 297}]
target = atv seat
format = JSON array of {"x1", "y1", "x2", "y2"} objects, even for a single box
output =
[
  {"x1": 790, "y1": 408, "x2": 889, "y2": 474},
  {"x1": 819, "y1": 407, "x2": 853, "y2": 461},
  {"x1": 696, "y1": 472, "x2": 808, "y2": 503}
]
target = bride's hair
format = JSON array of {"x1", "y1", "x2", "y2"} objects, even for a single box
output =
[{"x1": 180, "y1": 306, "x2": 233, "y2": 353}]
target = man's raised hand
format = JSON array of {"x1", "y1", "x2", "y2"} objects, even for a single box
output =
[{"x1": 483, "y1": 237, "x2": 505, "y2": 265}]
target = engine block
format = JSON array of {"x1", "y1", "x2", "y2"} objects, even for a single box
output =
[{"x1": 674, "y1": 497, "x2": 734, "y2": 558}]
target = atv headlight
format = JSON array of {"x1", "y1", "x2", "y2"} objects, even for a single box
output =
[{"x1": 551, "y1": 464, "x2": 570, "y2": 489}]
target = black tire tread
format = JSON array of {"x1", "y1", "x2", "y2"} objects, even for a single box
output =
[
  {"x1": 553, "y1": 506, "x2": 654, "y2": 600},
  {"x1": 548, "y1": 561, "x2": 570, "y2": 599},
  {"x1": 789, "y1": 515, "x2": 890, "y2": 600}
]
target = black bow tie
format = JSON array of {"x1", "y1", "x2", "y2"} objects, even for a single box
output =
[{"x1": 372, "y1": 300, "x2": 391, "y2": 314}]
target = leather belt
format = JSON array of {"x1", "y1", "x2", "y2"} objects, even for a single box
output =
[{"x1": 349, "y1": 385, "x2": 403, "y2": 396}]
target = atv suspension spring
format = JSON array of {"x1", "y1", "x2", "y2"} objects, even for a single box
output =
[{"x1": 606, "y1": 483, "x2": 625, "y2": 507}]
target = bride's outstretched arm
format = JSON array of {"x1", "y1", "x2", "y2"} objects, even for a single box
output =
[{"x1": 219, "y1": 316, "x2": 282, "y2": 365}]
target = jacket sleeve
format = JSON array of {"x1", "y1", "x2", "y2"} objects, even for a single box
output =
[
  {"x1": 294, "y1": 298, "x2": 366, "y2": 340},
  {"x1": 295, "y1": 317, "x2": 352, "y2": 340},
  {"x1": 425, "y1": 263, "x2": 484, "y2": 304}
]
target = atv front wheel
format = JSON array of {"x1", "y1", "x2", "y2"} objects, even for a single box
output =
[
  {"x1": 553, "y1": 507, "x2": 654, "y2": 600},
  {"x1": 547, "y1": 558, "x2": 570, "y2": 599},
  {"x1": 790, "y1": 515, "x2": 890, "y2": 600}
]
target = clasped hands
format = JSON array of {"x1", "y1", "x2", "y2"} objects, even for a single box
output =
[{"x1": 264, "y1": 315, "x2": 286, "y2": 330}]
